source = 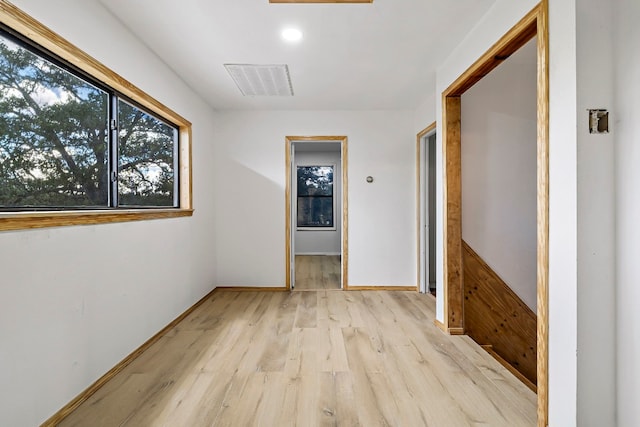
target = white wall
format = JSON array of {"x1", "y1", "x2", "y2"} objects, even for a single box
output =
[
  {"x1": 0, "y1": 1, "x2": 218, "y2": 426},
  {"x1": 615, "y1": 0, "x2": 640, "y2": 425},
  {"x1": 294, "y1": 150, "x2": 342, "y2": 255},
  {"x1": 576, "y1": 0, "x2": 617, "y2": 426},
  {"x1": 414, "y1": 92, "x2": 436, "y2": 134},
  {"x1": 213, "y1": 110, "x2": 416, "y2": 288},
  {"x1": 547, "y1": 0, "x2": 580, "y2": 424},
  {"x1": 460, "y1": 38, "x2": 537, "y2": 310}
]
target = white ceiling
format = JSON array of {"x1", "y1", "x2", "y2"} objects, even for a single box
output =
[{"x1": 98, "y1": 0, "x2": 497, "y2": 111}]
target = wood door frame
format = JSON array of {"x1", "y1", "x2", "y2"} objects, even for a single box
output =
[
  {"x1": 440, "y1": 2, "x2": 548, "y2": 426},
  {"x1": 416, "y1": 122, "x2": 437, "y2": 292},
  {"x1": 285, "y1": 136, "x2": 349, "y2": 290}
]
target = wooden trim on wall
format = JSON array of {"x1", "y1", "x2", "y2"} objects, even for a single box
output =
[
  {"x1": 216, "y1": 286, "x2": 288, "y2": 292},
  {"x1": 285, "y1": 140, "x2": 292, "y2": 289},
  {"x1": 41, "y1": 288, "x2": 218, "y2": 426},
  {"x1": 182, "y1": 125, "x2": 194, "y2": 210},
  {"x1": 442, "y1": 95, "x2": 463, "y2": 333},
  {"x1": 536, "y1": 1, "x2": 550, "y2": 425},
  {"x1": 482, "y1": 345, "x2": 537, "y2": 393},
  {"x1": 285, "y1": 136, "x2": 348, "y2": 291},
  {"x1": 416, "y1": 122, "x2": 437, "y2": 292},
  {"x1": 270, "y1": 0, "x2": 372, "y2": 3},
  {"x1": 0, "y1": 2, "x2": 191, "y2": 127},
  {"x1": 433, "y1": 319, "x2": 447, "y2": 333},
  {"x1": 434, "y1": 318, "x2": 464, "y2": 335},
  {"x1": 341, "y1": 139, "x2": 349, "y2": 290},
  {"x1": 441, "y1": 3, "x2": 548, "y2": 425},
  {"x1": 347, "y1": 286, "x2": 418, "y2": 291},
  {"x1": 442, "y1": 7, "x2": 539, "y2": 97},
  {"x1": 0, "y1": 209, "x2": 193, "y2": 232},
  {"x1": 0, "y1": 2, "x2": 193, "y2": 232}
]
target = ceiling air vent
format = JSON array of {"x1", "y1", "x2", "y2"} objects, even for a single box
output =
[{"x1": 224, "y1": 64, "x2": 294, "y2": 96}]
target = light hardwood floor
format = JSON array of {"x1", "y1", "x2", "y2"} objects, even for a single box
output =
[
  {"x1": 59, "y1": 290, "x2": 536, "y2": 426},
  {"x1": 295, "y1": 255, "x2": 341, "y2": 290}
]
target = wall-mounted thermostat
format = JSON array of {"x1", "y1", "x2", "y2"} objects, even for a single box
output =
[{"x1": 588, "y1": 109, "x2": 609, "y2": 134}]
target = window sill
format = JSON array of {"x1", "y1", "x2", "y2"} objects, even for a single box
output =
[
  {"x1": 297, "y1": 227, "x2": 337, "y2": 231},
  {"x1": 0, "y1": 209, "x2": 194, "y2": 232}
]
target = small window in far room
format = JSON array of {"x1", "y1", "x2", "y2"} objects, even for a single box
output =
[{"x1": 297, "y1": 165, "x2": 334, "y2": 229}]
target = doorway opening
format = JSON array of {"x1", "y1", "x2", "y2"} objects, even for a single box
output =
[
  {"x1": 417, "y1": 123, "x2": 437, "y2": 295},
  {"x1": 440, "y1": 3, "x2": 548, "y2": 425},
  {"x1": 285, "y1": 136, "x2": 348, "y2": 291}
]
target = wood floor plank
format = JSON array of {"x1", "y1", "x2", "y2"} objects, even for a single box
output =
[
  {"x1": 344, "y1": 292, "x2": 366, "y2": 327},
  {"x1": 316, "y1": 372, "x2": 361, "y2": 426},
  {"x1": 387, "y1": 343, "x2": 473, "y2": 426},
  {"x1": 295, "y1": 255, "x2": 341, "y2": 290},
  {"x1": 389, "y1": 301, "x2": 535, "y2": 425},
  {"x1": 281, "y1": 329, "x2": 320, "y2": 426},
  {"x1": 58, "y1": 290, "x2": 536, "y2": 427},
  {"x1": 216, "y1": 372, "x2": 276, "y2": 426},
  {"x1": 285, "y1": 327, "x2": 319, "y2": 377},
  {"x1": 255, "y1": 292, "x2": 299, "y2": 372},
  {"x1": 318, "y1": 372, "x2": 340, "y2": 426},
  {"x1": 332, "y1": 371, "x2": 360, "y2": 426},
  {"x1": 318, "y1": 326, "x2": 350, "y2": 373},
  {"x1": 186, "y1": 370, "x2": 251, "y2": 426},
  {"x1": 318, "y1": 290, "x2": 356, "y2": 329},
  {"x1": 293, "y1": 290, "x2": 318, "y2": 328},
  {"x1": 451, "y1": 335, "x2": 537, "y2": 422}
]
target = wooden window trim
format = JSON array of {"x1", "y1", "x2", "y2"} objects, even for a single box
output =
[
  {"x1": 0, "y1": 2, "x2": 193, "y2": 232},
  {"x1": 270, "y1": 1, "x2": 372, "y2": 3}
]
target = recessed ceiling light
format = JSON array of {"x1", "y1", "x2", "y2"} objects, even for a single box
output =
[{"x1": 281, "y1": 28, "x2": 303, "y2": 42}]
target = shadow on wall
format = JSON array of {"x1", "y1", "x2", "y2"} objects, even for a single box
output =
[{"x1": 213, "y1": 159, "x2": 286, "y2": 286}]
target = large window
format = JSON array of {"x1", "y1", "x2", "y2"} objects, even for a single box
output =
[
  {"x1": 0, "y1": 30, "x2": 178, "y2": 210},
  {"x1": 297, "y1": 165, "x2": 334, "y2": 228},
  {"x1": 0, "y1": 4, "x2": 192, "y2": 232}
]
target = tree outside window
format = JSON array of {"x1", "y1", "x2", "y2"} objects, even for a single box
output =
[
  {"x1": 297, "y1": 165, "x2": 334, "y2": 228},
  {"x1": 0, "y1": 32, "x2": 177, "y2": 209}
]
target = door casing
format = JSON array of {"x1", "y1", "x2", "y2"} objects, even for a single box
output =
[
  {"x1": 285, "y1": 136, "x2": 348, "y2": 290},
  {"x1": 416, "y1": 122, "x2": 436, "y2": 293},
  {"x1": 440, "y1": 3, "x2": 549, "y2": 426}
]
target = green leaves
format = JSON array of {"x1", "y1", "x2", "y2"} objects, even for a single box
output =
[{"x1": 0, "y1": 36, "x2": 176, "y2": 209}]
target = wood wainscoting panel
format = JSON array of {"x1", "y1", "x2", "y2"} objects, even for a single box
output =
[{"x1": 462, "y1": 240, "x2": 537, "y2": 385}]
